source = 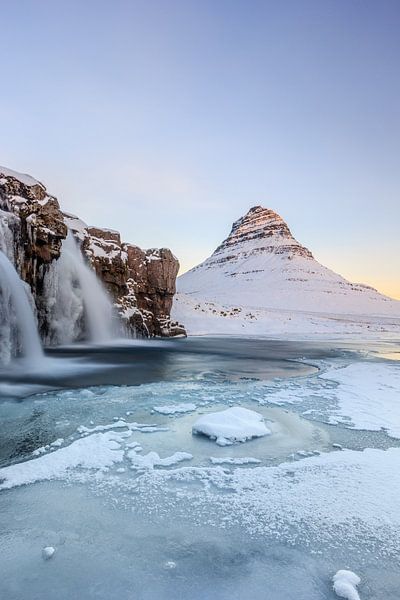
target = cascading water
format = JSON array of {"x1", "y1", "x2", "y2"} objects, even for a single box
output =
[
  {"x1": 0, "y1": 250, "x2": 44, "y2": 364},
  {"x1": 43, "y1": 231, "x2": 114, "y2": 344},
  {"x1": 0, "y1": 209, "x2": 17, "y2": 262}
]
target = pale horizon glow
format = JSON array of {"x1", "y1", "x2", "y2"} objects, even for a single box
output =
[{"x1": 0, "y1": 1, "x2": 399, "y2": 300}]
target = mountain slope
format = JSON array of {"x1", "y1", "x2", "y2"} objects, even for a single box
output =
[{"x1": 173, "y1": 206, "x2": 400, "y2": 336}]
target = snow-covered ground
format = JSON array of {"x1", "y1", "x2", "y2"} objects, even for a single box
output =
[{"x1": 173, "y1": 292, "x2": 400, "y2": 338}]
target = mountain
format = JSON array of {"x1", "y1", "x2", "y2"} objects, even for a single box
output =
[
  {"x1": 0, "y1": 166, "x2": 185, "y2": 345},
  {"x1": 172, "y1": 206, "x2": 400, "y2": 336}
]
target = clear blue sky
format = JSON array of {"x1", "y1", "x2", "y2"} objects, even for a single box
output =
[{"x1": 1, "y1": 0, "x2": 399, "y2": 298}]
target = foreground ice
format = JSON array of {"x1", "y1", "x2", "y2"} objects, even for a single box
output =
[
  {"x1": 1, "y1": 432, "x2": 399, "y2": 598},
  {"x1": 2, "y1": 411, "x2": 399, "y2": 558},
  {"x1": 333, "y1": 570, "x2": 361, "y2": 600},
  {"x1": 4, "y1": 479, "x2": 392, "y2": 600},
  {"x1": 192, "y1": 407, "x2": 271, "y2": 445},
  {"x1": 1, "y1": 348, "x2": 399, "y2": 599}
]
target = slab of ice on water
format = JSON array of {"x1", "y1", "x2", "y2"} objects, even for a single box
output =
[
  {"x1": 192, "y1": 407, "x2": 271, "y2": 445},
  {"x1": 333, "y1": 570, "x2": 361, "y2": 600}
]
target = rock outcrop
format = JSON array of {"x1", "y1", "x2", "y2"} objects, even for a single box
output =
[
  {"x1": 0, "y1": 166, "x2": 185, "y2": 341},
  {"x1": 65, "y1": 214, "x2": 185, "y2": 336},
  {"x1": 0, "y1": 167, "x2": 67, "y2": 280}
]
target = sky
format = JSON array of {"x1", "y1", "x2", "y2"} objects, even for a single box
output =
[{"x1": 0, "y1": 0, "x2": 399, "y2": 299}]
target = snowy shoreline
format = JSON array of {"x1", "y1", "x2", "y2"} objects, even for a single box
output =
[{"x1": 172, "y1": 293, "x2": 400, "y2": 341}]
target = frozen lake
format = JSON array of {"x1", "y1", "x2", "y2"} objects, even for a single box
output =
[{"x1": 0, "y1": 337, "x2": 399, "y2": 599}]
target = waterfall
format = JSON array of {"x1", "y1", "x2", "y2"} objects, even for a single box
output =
[
  {"x1": 0, "y1": 208, "x2": 18, "y2": 262},
  {"x1": 44, "y1": 231, "x2": 114, "y2": 344},
  {"x1": 0, "y1": 250, "x2": 44, "y2": 364}
]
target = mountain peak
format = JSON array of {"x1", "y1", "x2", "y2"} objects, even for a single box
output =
[
  {"x1": 176, "y1": 205, "x2": 400, "y2": 321},
  {"x1": 213, "y1": 205, "x2": 313, "y2": 259}
]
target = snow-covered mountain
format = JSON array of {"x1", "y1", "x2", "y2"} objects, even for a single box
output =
[{"x1": 173, "y1": 206, "x2": 400, "y2": 336}]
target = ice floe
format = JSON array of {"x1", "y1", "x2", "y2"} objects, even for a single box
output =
[
  {"x1": 332, "y1": 569, "x2": 361, "y2": 600},
  {"x1": 192, "y1": 407, "x2": 271, "y2": 445}
]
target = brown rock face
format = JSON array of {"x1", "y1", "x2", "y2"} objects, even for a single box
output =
[
  {"x1": 67, "y1": 219, "x2": 185, "y2": 337},
  {"x1": 0, "y1": 169, "x2": 67, "y2": 281},
  {"x1": 123, "y1": 245, "x2": 183, "y2": 336},
  {"x1": 64, "y1": 219, "x2": 186, "y2": 338},
  {"x1": 0, "y1": 167, "x2": 185, "y2": 341}
]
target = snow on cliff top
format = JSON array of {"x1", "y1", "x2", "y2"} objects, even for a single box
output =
[{"x1": 0, "y1": 166, "x2": 42, "y2": 188}]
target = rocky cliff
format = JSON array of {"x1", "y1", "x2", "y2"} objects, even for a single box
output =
[
  {"x1": 0, "y1": 166, "x2": 185, "y2": 342},
  {"x1": 65, "y1": 214, "x2": 184, "y2": 337}
]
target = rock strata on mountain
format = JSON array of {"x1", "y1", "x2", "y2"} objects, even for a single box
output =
[
  {"x1": 0, "y1": 166, "x2": 184, "y2": 341},
  {"x1": 213, "y1": 206, "x2": 313, "y2": 260},
  {"x1": 173, "y1": 205, "x2": 400, "y2": 336}
]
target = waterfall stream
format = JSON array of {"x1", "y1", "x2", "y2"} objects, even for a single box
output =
[
  {"x1": 0, "y1": 251, "x2": 44, "y2": 364},
  {"x1": 64, "y1": 232, "x2": 114, "y2": 343},
  {"x1": 44, "y1": 231, "x2": 115, "y2": 344}
]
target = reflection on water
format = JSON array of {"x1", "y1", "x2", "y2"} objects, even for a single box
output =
[{"x1": 0, "y1": 337, "x2": 349, "y2": 400}]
